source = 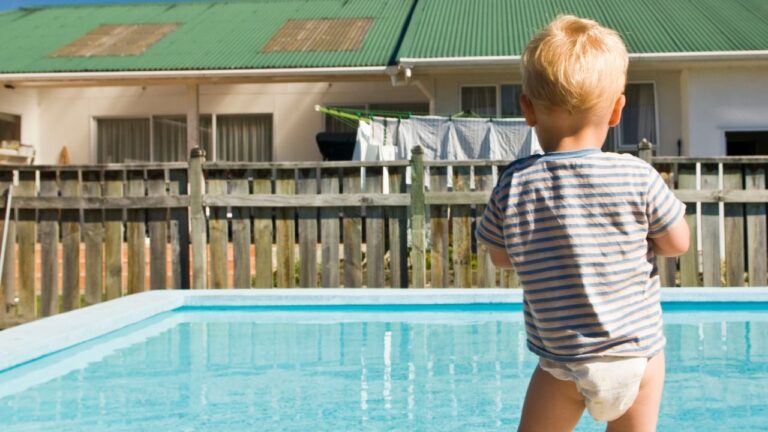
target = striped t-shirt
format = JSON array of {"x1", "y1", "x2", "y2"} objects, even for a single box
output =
[{"x1": 477, "y1": 148, "x2": 685, "y2": 362}]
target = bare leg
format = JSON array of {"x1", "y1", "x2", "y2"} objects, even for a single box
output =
[
  {"x1": 606, "y1": 351, "x2": 665, "y2": 432},
  {"x1": 518, "y1": 365, "x2": 586, "y2": 432}
]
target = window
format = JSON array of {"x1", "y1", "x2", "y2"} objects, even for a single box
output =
[
  {"x1": 96, "y1": 114, "x2": 270, "y2": 163},
  {"x1": 500, "y1": 84, "x2": 524, "y2": 117},
  {"x1": 604, "y1": 83, "x2": 658, "y2": 152},
  {"x1": 460, "y1": 84, "x2": 524, "y2": 117},
  {"x1": 97, "y1": 118, "x2": 151, "y2": 163},
  {"x1": 216, "y1": 114, "x2": 273, "y2": 162},
  {"x1": 0, "y1": 113, "x2": 21, "y2": 142},
  {"x1": 461, "y1": 86, "x2": 496, "y2": 116},
  {"x1": 726, "y1": 131, "x2": 768, "y2": 156},
  {"x1": 152, "y1": 115, "x2": 212, "y2": 162}
]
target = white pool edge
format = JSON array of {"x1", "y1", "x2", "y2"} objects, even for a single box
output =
[{"x1": 1, "y1": 287, "x2": 767, "y2": 372}]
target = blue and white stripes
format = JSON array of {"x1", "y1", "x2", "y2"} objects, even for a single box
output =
[{"x1": 477, "y1": 148, "x2": 685, "y2": 362}]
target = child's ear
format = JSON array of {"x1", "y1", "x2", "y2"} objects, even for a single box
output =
[
  {"x1": 608, "y1": 94, "x2": 626, "y2": 127},
  {"x1": 519, "y1": 94, "x2": 537, "y2": 127}
]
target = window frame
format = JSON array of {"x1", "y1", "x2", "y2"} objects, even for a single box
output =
[
  {"x1": 611, "y1": 81, "x2": 661, "y2": 152},
  {"x1": 459, "y1": 84, "x2": 500, "y2": 117},
  {"x1": 92, "y1": 112, "x2": 274, "y2": 163},
  {"x1": 459, "y1": 83, "x2": 525, "y2": 118}
]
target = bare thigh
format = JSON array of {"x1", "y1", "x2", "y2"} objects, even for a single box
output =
[
  {"x1": 518, "y1": 365, "x2": 585, "y2": 432},
  {"x1": 606, "y1": 351, "x2": 666, "y2": 432}
]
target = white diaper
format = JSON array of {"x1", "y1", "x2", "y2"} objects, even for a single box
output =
[{"x1": 539, "y1": 356, "x2": 648, "y2": 422}]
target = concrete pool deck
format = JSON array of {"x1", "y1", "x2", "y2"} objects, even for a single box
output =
[{"x1": 2, "y1": 287, "x2": 768, "y2": 373}]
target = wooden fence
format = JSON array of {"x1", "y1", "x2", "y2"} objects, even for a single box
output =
[{"x1": 1, "y1": 142, "x2": 767, "y2": 326}]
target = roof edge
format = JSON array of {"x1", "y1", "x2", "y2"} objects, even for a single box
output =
[
  {"x1": 400, "y1": 51, "x2": 768, "y2": 67},
  {"x1": 0, "y1": 66, "x2": 389, "y2": 84}
]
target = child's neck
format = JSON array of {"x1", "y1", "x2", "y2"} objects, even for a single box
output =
[{"x1": 536, "y1": 120, "x2": 609, "y2": 154}]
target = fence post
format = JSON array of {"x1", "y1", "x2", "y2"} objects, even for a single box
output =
[
  {"x1": 410, "y1": 146, "x2": 426, "y2": 288},
  {"x1": 189, "y1": 148, "x2": 207, "y2": 289},
  {"x1": 638, "y1": 138, "x2": 652, "y2": 163}
]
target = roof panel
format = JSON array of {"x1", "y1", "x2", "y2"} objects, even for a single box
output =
[
  {"x1": 0, "y1": 0, "x2": 414, "y2": 73},
  {"x1": 398, "y1": 0, "x2": 768, "y2": 59}
]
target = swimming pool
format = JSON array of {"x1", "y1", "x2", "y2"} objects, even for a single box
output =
[{"x1": 1, "y1": 289, "x2": 767, "y2": 431}]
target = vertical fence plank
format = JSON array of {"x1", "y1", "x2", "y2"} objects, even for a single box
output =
[
  {"x1": 126, "y1": 170, "x2": 146, "y2": 294},
  {"x1": 388, "y1": 166, "x2": 408, "y2": 288},
  {"x1": 60, "y1": 170, "x2": 81, "y2": 311},
  {"x1": 276, "y1": 169, "x2": 295, "y2": 288},
  {"x1": 39, "y1": 170, "x2": 59, "y2": 316},
  {"x1": 208, "y1": 169, "x2": 228, "y2": 289},
  {"x1": 320, "y1": 168, "x2": 340, "y2": 288},
  {"x1": 104, "y1": 170, "x2": 123, "y2": 299},
  {"x1": 148, "y1": 169, "x2": 168, "y2": 290},
  {"x1": 452, "y1": 166, "x2": 472, "y2": 288},
  {"x1": 677, "y1": 164, "x2": 699, "y2": 287},
  {"x1": 16, "y1": 170, "x2": 35, "y2": 318},
  {"x1": 745, "y1": 165, "x2": 767, "y2": 286},
  {"x1": 656, "y1": 167, "x2": 677, "y2": 287},
  {"x1": 429, "y1": 166, "x2": 449, "y2": 288},
  {"x1": 82, "y1": 170, "x2": 103, "y2": 305},
  {"x1": 189, "y1": 149, "x2": 207, "y2": 290},
  {"x1": 474, "y1": 165, "x2": 496, "y2": 288},
  {"x1": 410, "y1": 148, "x2": 426, "y2": 288},
  {"x1": 0, "y1": 170, "x2": 16, "y2": 316},
  {"x1": 231, "y1": 169, "x2": 251, "y2": 288},
  {"x1": 343, "y1": 167, "x2": 363, "y2": 288},
  {"x1": 169, "y1": 168, "x2": 190, "y2": 289},
  {"x1": 298, "y1": 168, "x2": 318, "y2": 288},
  {"x1": 723, "y1": 165, "x2": 745, "y2": 286},
  {"x1": 365, "y1": 167, "x2": 385, "y2": 288},
  {"x1": 252, "y1": 169, "x2": 273, "y2": 288},
  {"x1": 701, "y1": 163, "x2": 720, "y2": 287}
]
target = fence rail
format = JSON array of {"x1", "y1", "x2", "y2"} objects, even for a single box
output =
[{"x1": 1, "y1": 142, "x2": 767, "y2": 327}]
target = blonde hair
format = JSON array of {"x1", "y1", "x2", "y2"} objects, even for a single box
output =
[{"x1": 521, "y1": 15, "x2": 628, "y2": 114}]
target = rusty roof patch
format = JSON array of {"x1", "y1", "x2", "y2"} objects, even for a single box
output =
[
  {"x1": 261, "y1": 18, "x2": 373, "y2": 53},
  {"x1": 51, "y1": 24, "x2": 178, "y2": 57}
]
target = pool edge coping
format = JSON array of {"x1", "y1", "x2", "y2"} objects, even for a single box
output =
[{"x1": 1, "y1": 287, "x2": 768, "y2": 372}]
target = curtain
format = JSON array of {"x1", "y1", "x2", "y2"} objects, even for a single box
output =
[
  {"x1": 97, "y1": 118, "x2": 150, "y2": 163},
  {"x1": 621, "y1": 84, "x2": 657, "y2": 146},
  {"x1": 216, "y1": 114, "x2": 273, "y2": 162},
  {"x1": 152, "y1": 115, "x2": 213, "y2": 162},
  {"x1": 500, "y1": 84, "x2": 524, "y2": 117},
  {"x1": 461, "y1": 86, "x2": 496, "y2": 116}
]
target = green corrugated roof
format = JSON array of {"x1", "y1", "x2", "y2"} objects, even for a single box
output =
[
  {"x1": 0, "y1": 0, "x2": 414, "y2": 73},
  {"x1": 1, "y1": 0, "x2": 768, "y2": 75},
  {"x1": 398, "y1": 0, "x2": 768, "y2": 58}
]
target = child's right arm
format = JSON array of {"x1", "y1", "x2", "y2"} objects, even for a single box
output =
[
  {"x1": 646, "y1": 168, "x2": 689, "y2": 257},
  {"x1": 648, "y1": 216, "x2": 689, "y2": 257}
]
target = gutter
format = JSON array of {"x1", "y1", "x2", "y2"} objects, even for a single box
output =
[
  {"x1": 0, "y1": 66, "x2": 389, "y2": 84},
  {"x1": 400, "y1": 50, "x2": 768, "y2": 68}
]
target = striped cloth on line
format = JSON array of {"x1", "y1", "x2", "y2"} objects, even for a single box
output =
[{"x1": 476, "y1": 148, "x2": 685, "y2": 362}]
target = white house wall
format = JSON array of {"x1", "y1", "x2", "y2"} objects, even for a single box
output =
[
  {"x1": 0, "y1": 87, "x2": 39, "y2": 151},
  {"x1": 33, "y1": 81, "x2": 426, "y2": 164},
  {"x1": 429, "y1": 69, "x2": 683, "y2": 155},
  {"x1": 684, "y1": 67, "x2": 768, "y2": 156}
]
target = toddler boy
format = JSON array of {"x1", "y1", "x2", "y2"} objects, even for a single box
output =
[{"x1": 476, "y1": 15, "x2": 689, "y2": 432}]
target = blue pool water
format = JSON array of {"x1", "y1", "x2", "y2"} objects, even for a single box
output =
[{"x1": 1, "y1": 303, "x2": 767, "y2": 431}]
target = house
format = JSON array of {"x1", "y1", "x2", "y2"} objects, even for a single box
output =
[{"x1": 0, "y1": 0, "x2": 767, "y2": 164}]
